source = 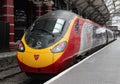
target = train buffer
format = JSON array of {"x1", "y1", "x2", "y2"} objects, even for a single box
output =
[{"x1": 45, "y1": 39, "x2": 120, "y2": 84}]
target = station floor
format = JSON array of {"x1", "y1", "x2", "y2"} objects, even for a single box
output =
[{"x1": 45, "y1": 38, "x2": 120, "y2": 84}]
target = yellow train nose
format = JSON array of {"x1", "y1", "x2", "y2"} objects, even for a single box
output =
[{"x1": 17, "y1": 52, "x2": 54, "y2": 68}]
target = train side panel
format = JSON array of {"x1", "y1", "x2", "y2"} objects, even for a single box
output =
[
  {"x1": 79, "y1": 22, "x2": 93, "y2": 55},
  {"x1": 92, "y1": 27, "x2": 106, "y2": 48},
  {"x1": 106, "y1": 29, "x2": 114, "y2": 42}
]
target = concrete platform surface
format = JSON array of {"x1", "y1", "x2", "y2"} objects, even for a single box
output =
[
  {"x1": 45, "y1": 39, "x2": 120, "y2": 84},
  {"x1": 0, "y1": 51, "x2": 16, "y2": 58}
]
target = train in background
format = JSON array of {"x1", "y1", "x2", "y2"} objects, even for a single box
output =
[{"x1": 16, "y1": 10, "x2": 115, "y2": 77}]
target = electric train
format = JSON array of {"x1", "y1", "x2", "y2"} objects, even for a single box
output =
[{"x1": 17, "y1": 10, "x2": 114, "y2": 76}]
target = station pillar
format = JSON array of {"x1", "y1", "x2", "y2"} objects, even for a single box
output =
[
  {"x1": 0, "y1": 1, "x2": 2, "y2": 20},
  {"x1": 1, "y1": 0, "x2": 14, "y2": 50},
  {"x1": 35, "y1": 0, "x2": 53, "y2": 18},
  {"x1": 36, "y1": 3, "x2": 43, "y2": 18}
]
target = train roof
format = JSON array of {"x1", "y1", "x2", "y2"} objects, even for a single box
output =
[
  {"x1": 84, "y1": 19, "x2": 101, "y2": 27},
  {"x1": 37, "y1": 10, "x2": 78, "y2": 21},
  {"x1": 37, "y1": 10, "x2": 102, "y2": 28}
]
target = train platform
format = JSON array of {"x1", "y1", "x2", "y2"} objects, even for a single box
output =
[
  {"x1": 0, "y1": 51, "x2": 17, "y2": 70},
  {"x1": 45, "y1": 39, "x2": 120, "y2": 84}
]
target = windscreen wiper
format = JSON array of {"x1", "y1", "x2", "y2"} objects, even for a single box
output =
[{"x1": 39, "y1": 29, "x2": 54, "y2": 37}]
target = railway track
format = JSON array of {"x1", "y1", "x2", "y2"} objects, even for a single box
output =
[
  {"x1": 0, "y1": 65, "x2": 21, "y2": 80},
  {"x1": 0, "y1": 65, "x2": 47, "y2": 84}
]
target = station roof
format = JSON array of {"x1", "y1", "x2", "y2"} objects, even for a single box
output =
[
  {"x1": 63, "y1": 0, "x2": 110, "y2": 25},
  {"x1": 63, "y1": 0, "x2": 120, "y2": 26},
  {"x1": 104, "y1": 0, "x2": 120, "y2": 26}
]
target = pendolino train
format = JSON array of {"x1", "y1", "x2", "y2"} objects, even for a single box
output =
[{"x1": 17, "y1": 10, "x2": 114, "y2": 76}]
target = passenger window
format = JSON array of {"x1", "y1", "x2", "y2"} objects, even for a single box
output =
[
  {"x1": 93, "y1": 26, "x2": 97, "y2": 38},
  {"x1": 75, "y1": 21, "x2": 79, "y2": 33}
]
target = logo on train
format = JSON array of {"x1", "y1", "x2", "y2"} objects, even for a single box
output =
[{"x1": 34, "y1": 54, "x2": 39, "y2": 60}]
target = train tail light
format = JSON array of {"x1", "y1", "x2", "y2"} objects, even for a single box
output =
[
  {"x1": 51, "y1": 41, "x2": 67, "y2": 53},
  {"x1": 17, "y1": 41, "x2": 25, "y2": 52}
]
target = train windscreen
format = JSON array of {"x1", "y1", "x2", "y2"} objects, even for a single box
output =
[
  {"x1": 25, "y1": 18, "x2": 65, "y2": 49},
  {"x1": 30, "y1": 18, "x2": 65, "y2": 34}
]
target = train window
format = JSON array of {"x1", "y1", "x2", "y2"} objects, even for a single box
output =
[
  {"x1": 31, "y1": 18, "x2": 65, "y2": 34},
  {"x1": 93, "y1": 26, "x2": 97, "y2": 38},
  {"x1": 75, "y1": 20, "x2": 79, "y2": 33}
]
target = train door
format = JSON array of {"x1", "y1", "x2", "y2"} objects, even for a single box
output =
[
  {"x1": 92, "y1": 26, "x2": 103, "y2": 48},
  {"x1": 92, "y1": 26, "x2": 98, "y2": 48},
  {"x1": 73, "y1": 18, "x2": 82, "y2": 55}
]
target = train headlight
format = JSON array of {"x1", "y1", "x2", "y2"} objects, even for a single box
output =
[
  {"x1": 51, "y1": 41, "x2": 67, "y2": 53},
  {"x1": 17, "y1": 41, "x2": 25, "y2": 52}
]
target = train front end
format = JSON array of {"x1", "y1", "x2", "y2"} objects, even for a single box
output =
[{"x1": 17, "y1": 14, "x2": 70, "y2": 75}]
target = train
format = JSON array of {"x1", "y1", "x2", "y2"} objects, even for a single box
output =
[{"x1": 17, "y1": 10, "x2": 115, "y2": 77}]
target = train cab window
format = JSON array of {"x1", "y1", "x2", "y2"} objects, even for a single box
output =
[
  {"x1": 25, "y1": 18, "x2": 65, "y2": 49},
  {"x1": 30, "y1": 18, "x2": 65, "y2": 34},
  {"x1": 75, "y1": 20, "x2": 79, "y2": 33}
]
